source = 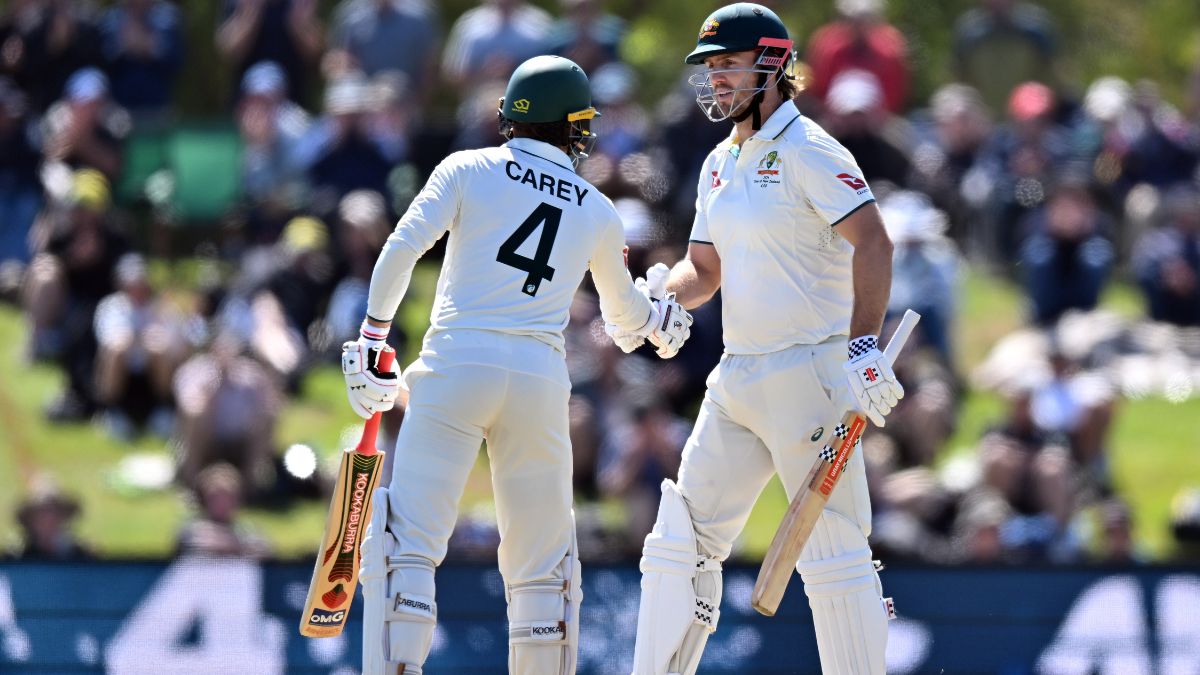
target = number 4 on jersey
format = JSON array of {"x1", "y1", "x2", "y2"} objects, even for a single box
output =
[{"x1": 498, "y1": 202, "x2": 561, "y2": 296}]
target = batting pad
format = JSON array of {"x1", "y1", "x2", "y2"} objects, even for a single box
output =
[
  {"x1": 632, "y1": 480, "x2": 722, "y2": 675},
  {"x1": 361, "y1": 488, "x2": 437, "y2": 675},
  {"x1": 507, "y1": 513, "x2": 582, "y2": 675},
  {"x1": 796, "y1": 510, "x2": 889, "y2": 675}
]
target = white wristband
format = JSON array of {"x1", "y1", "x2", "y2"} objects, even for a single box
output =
[{"x1": 360, "y1": 319, "x2": 389, "y2": 347}]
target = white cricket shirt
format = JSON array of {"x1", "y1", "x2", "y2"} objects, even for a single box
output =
[
  {"x1": 367, "y1": 138, "x2": 652, "y2": 383},
  {"x1": 690, "y1": 101, "x2": 875, "y2": 355}
]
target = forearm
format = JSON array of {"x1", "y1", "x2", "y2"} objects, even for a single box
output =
[
  {"x1": 666, "y1": 258, "x2": 719, "y2": 310},
  {"x1": 848, "y1": 236, "x2": 893, "y2": 339},
  {"x1": 364, "y1": 236, "x2": 421, "y2": 328}
]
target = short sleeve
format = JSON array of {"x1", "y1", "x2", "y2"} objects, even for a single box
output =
[
  {"x1": 689, "y1": 158, "x2": 714, "y2": 244},
  {"x1": 797, "y1": 135, "x2": 876, "y2": 227}
]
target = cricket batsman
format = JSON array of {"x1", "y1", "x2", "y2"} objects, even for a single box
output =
[
  {"x1": 610, "y1": 4, "x2": 904, "y2": 673},
  {"x1": 341, "y1": 55, "x2": 693, "y2": 674}
]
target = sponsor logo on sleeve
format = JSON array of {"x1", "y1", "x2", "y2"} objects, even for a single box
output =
[{"x1": 836, "y1": 172, "x2": 869, "y2": 193}]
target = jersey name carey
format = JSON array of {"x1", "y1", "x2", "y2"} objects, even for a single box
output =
[{"x1": 505, "y1": 160, "x2": 589, "y2": 206}]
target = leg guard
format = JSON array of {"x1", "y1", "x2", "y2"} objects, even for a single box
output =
[
  {"x1": 361, "y1": 488, "x2": 438, "y2": 675},
  {"x1": 796, "y1": 510, "x2": 892, "y2": 675},
  {"x1": 632, "y1": 480, "x2": 722, "y2": 675},
  {"x1": 507, "y1": 518, "x2": 582, "y2": 675}
]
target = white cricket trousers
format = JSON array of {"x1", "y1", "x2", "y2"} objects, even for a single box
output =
[
  {"x1": 385, "y1": 354, "x2": 574, "y2": 585},
  {"x1": 676, "y1": 337, "x2": 873, "y2": 560}
]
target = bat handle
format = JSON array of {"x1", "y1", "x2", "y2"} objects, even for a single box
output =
[
  {"x1": 355, "y1": 349, "x2": 396, "y2": 456},
  {"x1": 882, "y1": 309, "x2": 921, "y2": 365}
]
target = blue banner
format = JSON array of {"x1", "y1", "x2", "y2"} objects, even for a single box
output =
[{"x1": 1, "y1": 559, "x2": 1197, "y2": 673}]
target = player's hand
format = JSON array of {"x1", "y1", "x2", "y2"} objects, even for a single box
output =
[
  {"x1": 342, "y1": 332, "x2": 402, "y2": 419},
  {"x1": 842, "y1": 335, "x2": 904, "y2": 427},
  {"x1": 604, "y1": 273, "x2": 659, "y2": 353},
  {"x1": 605, "y1": 321, "x2": 646, "y2": 353},
  {"x1": 648, "y1": 294, "x2": 693, "y2": 359}
]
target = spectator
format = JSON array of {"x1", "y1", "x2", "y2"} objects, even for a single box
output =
[
  {"x1": 1018, "y1": 173, "x2": 1114, "y2": 325},
  {"x1": 328, "y1": 0, "x2": 441, "y2": 104},
  {"x1": 41, "y1": 67, "x2": 128, "y2": 181},
  {"x1": 0, "y1": 78, "x2": 42, "y2": 269},
  {"x1": 9, "y1": 476, "x2": 93, "y2": 561},
  {"x1": 820, "y1": 68, "x2": 912, "y2": 188},
  {"x1": 880, "y1": 190, "x2": 962, "y2": 364},
  {"x1": 950, "y1": 488, "x2": 1016, "y2": 564},
  {"x1": 1092, "y1": 498, "x2": 1141, "y2": 564},
  {"x1": 1028, "y1": 347, "x2": 1115, "y2": 487},
  {"x1": 259, "y1": 215, "x2": 335, "y2": 357},
  {"x1": 597, "y1": 398, "x2": 689, "y2": 556},
  {"x1": 440, "y1": 0, "x2": 550, "y2": 93},
  {"x1": 870, "y1": 466, "x2": 956, "y2": 563},
  {"x1": 173, "y1": 332, "x2": 283, "y2": 499},
  {"x1": 0, "y1": 0, "x2": 102, "y2": 113},
  {"x1": 805, "y1": 0, "x2": 909, "y2": 114},
  {"x1": 547, "y1": 0, "x2": 625, "y2": 74},
  {"x1": 979, "y1": 81, "x2": 1073, "y2": 263},
  {"x1": 93, "y1": 253, "x2": 195, "y2": 440},
  {"x1": 98, "y1": 0, "x2": 184, "y2": 125},
  {"x1": 217, "y1": 0, "x2": 324, "y2": 107},
  {"x1": 909, "y1": 83, "x2": 993, "y2": 250},
  {"x1": 1118, "y1": 80, "x2": 1200, "y2": 192},
  {"x1": 869, "y1": 330, "x2": 960, "y2": 468},
  {"x1": 1072, "y1": 76, "x2": 1132, "y2": 197},
  {"x1": 1133, "y1": 184, "x2": 1200, "y2": 326},
  {"x1": 323, "y1": 190, "x2": 391, "y2": 348},
  {"x1": 952, "y1": 0, "x2": 1060, "y2": 115},
  {"x1": 448, "y1": 78, "x2": 508, "y2": 151},
  {"x1": 22, "y1": 168, "x2": 130, "y2": 420},
  {"x1": 234, "y1": 60, "x2": 311, "y2": 245},
  {"x1": 175, "y1": 462, "x2": 270, "y2": 558},
  {"x1": 364, "y1": 71, "x2": 414, "y2": 174},
  {"x1": 296, "y1": 72, "x2": 396, "y2": 214},
  {"x1": 585, "y1": 63, "x2": 647, "y2": 163},
  {"x1": 978, "y1": 383, "x2": 1074, "y2": 533}
]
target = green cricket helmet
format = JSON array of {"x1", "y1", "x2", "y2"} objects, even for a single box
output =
[
  {"x1": 685, "y1": 3, "x2": 796, "y2": 124},
  {"x1": 498, "y1": 55, "x2": 601, "y2": 163}
]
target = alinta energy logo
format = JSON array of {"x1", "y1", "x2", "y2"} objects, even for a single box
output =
[{"x1": 512, "y1": 98, "x2": 532, "y2": 114}]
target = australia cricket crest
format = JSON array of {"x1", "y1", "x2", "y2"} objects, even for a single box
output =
[{"x1": 754, "y1": 150, "x2": 783, "y2": 188}]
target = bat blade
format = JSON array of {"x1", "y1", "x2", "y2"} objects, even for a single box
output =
[
  {"x1": 299, "y1": 349, "x2": 393, "y2": 637},
  {"x1": 751, "y1": 310, "x2": 920, "y2": 617},
  {"x1": 751, "y1": 409, "x2": 867, "y2": 616}
]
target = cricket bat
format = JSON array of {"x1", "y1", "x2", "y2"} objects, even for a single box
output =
[
  {"x1": 300, "y1": 349, "x2": 395, "y2": 637},
  {"x1": 751, "y1": 309, "x2": 920, "y2": 617}
]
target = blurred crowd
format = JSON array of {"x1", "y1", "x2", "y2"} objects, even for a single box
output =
[{"x1": 3, "y1": 0, "x2": 1200, "y2": 565}]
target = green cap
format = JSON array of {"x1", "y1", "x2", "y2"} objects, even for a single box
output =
[
  {"x1": 685, "y1": 3, "x2": 790, "y2": 66},
  {"x1": 500, "y1": 55, "x2": 600, "y2": 124}
]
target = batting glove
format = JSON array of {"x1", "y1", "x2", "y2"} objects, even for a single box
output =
[
  {"x1": 342, "y1": 321, "x2": 402, "y2": 419},
  {"x1": 842, "y1": 335, "x2": 904, "y2": 427},
  {"x1": 647, "y1": 294, "x2": 693, "y2": 359}
]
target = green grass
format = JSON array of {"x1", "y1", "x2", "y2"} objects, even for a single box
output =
[{"x1": 2, "y1": 266, "x2": 1198, "y2": 560}]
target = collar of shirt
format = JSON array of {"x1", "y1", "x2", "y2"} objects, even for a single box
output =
[
  {"x1": 727, "y1": 99, "x2": 803, "y2": 153},
  {"x1": 504, "y1": 137, "x2": 576, "y2": 172}
]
